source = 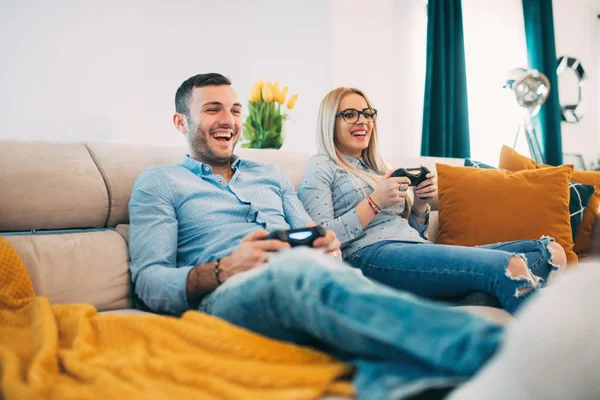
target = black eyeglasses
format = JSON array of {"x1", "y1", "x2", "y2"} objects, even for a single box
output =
[{"x1": 335, "y1": 108, "x2": 378, "y2": 124}]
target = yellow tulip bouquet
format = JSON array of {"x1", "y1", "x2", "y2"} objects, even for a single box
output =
[{"x1": 241, "y1": 78, "x2": 298, "y2": 149}]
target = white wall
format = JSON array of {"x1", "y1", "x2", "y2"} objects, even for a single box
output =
[
  {"x1": 390, "y1": 0, "x2": 428, "y2": 159},
  {"x1": 462, "y1": 0, "x2": 529, "y2": 165},
  {"x1": 553, "y1": 0, "x2": 600, "y2": 166},
  {"x1": 332, "y1": 0, "x2": 427, "y2": 160},
  {"x1": 598, "y1": 2, "x2": 600, "y2": 166},
  {"x1": 462, "y1": 0, "x2": 600, "y2": 166},
  {"x1": 0, "y1": 0, "x2": 333, "y2": 153},
  {"x1": 332, "y1": 0, "x2": 394, "y2": 157},
  {"x1": 598, "y1": 3, "x2": 600, "y2": 165},
  {"x1": 1, "y1": 0, "x2": 597, "y2": 164}
]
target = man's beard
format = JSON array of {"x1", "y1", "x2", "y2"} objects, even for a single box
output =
[{"x1": 187, "y1": 121, "x2": 238, "y2": 166}]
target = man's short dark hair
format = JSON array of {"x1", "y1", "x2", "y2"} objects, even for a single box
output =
[{"x1": 175, "y1": 73, "x2": 232, "y2": 119}]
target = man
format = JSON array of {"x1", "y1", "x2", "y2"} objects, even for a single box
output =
[{"x1": 128, "y1": 73, "x2": 502, "y2": 399}]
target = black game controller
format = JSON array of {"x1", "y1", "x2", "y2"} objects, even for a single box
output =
[
  {"x1": 391, "y1": 166, "x2": 431, "y2": 187},
  {"x1": 266, "y1": 226, "x2": 327, "y2": 247}
]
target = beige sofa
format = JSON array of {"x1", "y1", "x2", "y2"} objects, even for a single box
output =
[{"x1": 3, "y1": 139, "x2": 583, "y2": 323}]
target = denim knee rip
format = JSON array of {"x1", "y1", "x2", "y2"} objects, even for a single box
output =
[
  {"x1": 539, "y1": 235, "x2": 563, "y2": 284},
  {"x1": 504, "y1": 253, "x2": 543, "y2": 298}
]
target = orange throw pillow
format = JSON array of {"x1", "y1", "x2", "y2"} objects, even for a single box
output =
[
  {"x1": 499, "y1": 145, "x2": 600, "y2": 255},
  {"x1": 436, "y1": 163, "x2": 577, "y2": 264},
  {"x1": 498, "y1": 145, "x2": 538, "y2": 171}
]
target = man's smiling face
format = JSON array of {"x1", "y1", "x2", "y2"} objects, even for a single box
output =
[{"x1": 184, "y1": 84, "x2": 243, "y2": 165}]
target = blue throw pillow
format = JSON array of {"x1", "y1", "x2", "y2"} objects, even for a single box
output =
[{"x1": 464, "y1": 159, "x2": 595, "y2": 240}]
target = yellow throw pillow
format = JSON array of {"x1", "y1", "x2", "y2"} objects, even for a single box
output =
[
  {"x1": 436, "y1": 163, "x2": 577, "y2": 264},
  {"x1": 499, "y1": 145, "x2": 600, "y2": 255}
]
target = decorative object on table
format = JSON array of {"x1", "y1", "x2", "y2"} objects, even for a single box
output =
[
  {"x1": 556, "y1": 56, "x2": 587, "y2": 123},
  {"x1": 241, "y1": 78, "x2": 298, "y2": 149},
  {"x1": 503, "y1": 67, "x2": 550, "y2": 164}
]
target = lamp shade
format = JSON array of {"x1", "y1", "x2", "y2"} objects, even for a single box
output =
[{"x1": 503, "y1": 68, "x2": 550, "y2": 109}]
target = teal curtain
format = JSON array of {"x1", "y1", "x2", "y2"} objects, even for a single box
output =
[
  {"x1": 522, "y1": 0, "x2": 563, "y2": 165},
  {"x1": 421, "y1": 0, "x2": 470, "y2": 158}
]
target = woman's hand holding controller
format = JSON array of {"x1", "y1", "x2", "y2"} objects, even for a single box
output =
[{"x1": 370, "y1": 170, "x2": 412, "y2": 210}]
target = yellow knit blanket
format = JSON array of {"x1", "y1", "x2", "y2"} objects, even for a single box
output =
[{"x1": 0, "y1": 237, "x2": 353, "y2": 399}]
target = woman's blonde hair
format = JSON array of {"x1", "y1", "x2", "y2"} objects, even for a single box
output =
[{"x1": 316, "y1": 87, "x2": 410, "y2": 217}]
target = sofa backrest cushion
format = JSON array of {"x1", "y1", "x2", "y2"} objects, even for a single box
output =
[
  {"x1": 4, "y1": 230, "x2": 132, "y2": 311},
  {"x1": 87, "y1": 145, "x2": 313, "y2": 228},
  {"x1": 0, "y1": 141, "x2": 108, "y2": 231},
  {"x1": 86, "y1": 143, "x2": 188, "y2": 228},
  {"x1": 88, "y1": 143, "x2": 464, "y2": 226},
  {"x1": 0, "y1": 140, "x2": 466, "y2": 230},
  {"x1": 114, "y1": 209, "x2": 441, "y2": 246}
]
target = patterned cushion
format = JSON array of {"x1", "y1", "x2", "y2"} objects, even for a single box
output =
[
  {"x1": 566, "y1": 182, "x2": 596, "y2": 240},
  {"x1": 464, "y1": 159, "x2": 595, "y2": 241}
]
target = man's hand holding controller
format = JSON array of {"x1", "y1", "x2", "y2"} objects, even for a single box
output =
[{"x1": 217, "y1": 224, "x2": 340, "y2": 284}]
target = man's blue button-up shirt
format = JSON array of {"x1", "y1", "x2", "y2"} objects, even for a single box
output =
[{"x1": 128, "y1": 155, "x2": 311, "y2": 315}]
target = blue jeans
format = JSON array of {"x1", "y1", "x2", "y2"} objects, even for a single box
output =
[
  {"x1": 346, "y1": 238, "x2": 558, "y2": 315},
  {"x1": 200, "y1": 248, "x2": 504, "y2": 400}
]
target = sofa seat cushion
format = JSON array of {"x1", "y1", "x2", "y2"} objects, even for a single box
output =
[{"x1": 4, "y1": 230, "x2": 132, "y2": 312}]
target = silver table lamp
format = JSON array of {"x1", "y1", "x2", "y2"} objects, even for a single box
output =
[{"x1": 503, "y1": 68, "x2": 550, "y2": 164}]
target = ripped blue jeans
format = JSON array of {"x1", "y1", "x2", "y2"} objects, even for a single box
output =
[
  {"x1": 345, "y1": 238, "x2": 560, "y2": 314},
  {"x1": 200, "y1": 248, "x2": 503, "y2": 399}
]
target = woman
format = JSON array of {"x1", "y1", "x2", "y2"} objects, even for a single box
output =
[{"x1": 297, "y1": 87, "x2": 566, "y2": 314}]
